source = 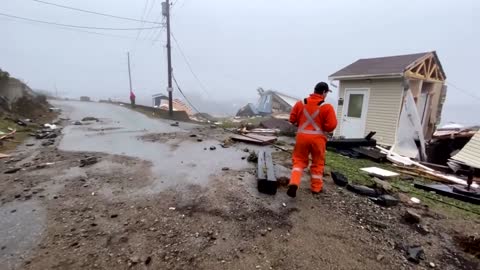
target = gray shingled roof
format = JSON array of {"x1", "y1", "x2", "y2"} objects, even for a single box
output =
[{"x1": 329, "y1": 52, "x2": 432, "y2": 79}]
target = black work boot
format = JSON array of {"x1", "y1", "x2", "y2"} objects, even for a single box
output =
[{"x1": 287, "y1": 185, "x2": 298, "y2": 198}]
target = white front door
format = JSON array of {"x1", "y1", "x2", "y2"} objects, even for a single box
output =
[{"x1": 341, "y1": 89, "x2": 369, "y2": 138}]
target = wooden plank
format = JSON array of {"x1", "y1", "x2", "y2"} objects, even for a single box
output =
[
  {"x1": 265, "y1": 151, "x2": 276, "y2": 181},
  {"x1": 257, "y1": 150, "x2": 277, "y2": 195},
  {"x1": 394, "y1": 167, "x2": 447, "y2": 182},
  {"x1": 0, "y1": 129, "x2": 16, "y2": 141},
  {"x1": 428, "y1": 64, "x2": 437, "y2": 77},
  {"x1": 418, "y1": 62, "x2": 426, "y2": 74},
  {"x1": 230, "y1": 134, "x2": 277, "y2": 145},
  {"x1": 411, "y1": 62, "x2": 423, "y2": 73},
  {"x1": 0, "y1": 153, "x2": 10, "y2": 159},
  {"x1": 257, "y1": 150, "x2": 266, "y2": 180},
  {"x1": 426, "y1": 57, "x2": 432, "y2": 76},
  {"x1": 405, "y1": 71, "x2": 443, "y2": 83}
]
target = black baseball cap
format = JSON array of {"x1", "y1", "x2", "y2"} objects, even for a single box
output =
[{"x1": 314, "y1": 82, "x2": 332, "y2": 93}]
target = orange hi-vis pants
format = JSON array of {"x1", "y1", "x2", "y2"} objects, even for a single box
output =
[{"x1": 289, "y1": 133, "x2": 327, "y2": 192}]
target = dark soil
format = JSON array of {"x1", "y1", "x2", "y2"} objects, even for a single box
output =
[{"x1": 0, "y1": 127, "x2": 478, "y2": 270}]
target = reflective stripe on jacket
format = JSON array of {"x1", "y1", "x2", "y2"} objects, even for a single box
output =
[{"x1": 289, "y1": 93, "x2": 338, "y2": 135}]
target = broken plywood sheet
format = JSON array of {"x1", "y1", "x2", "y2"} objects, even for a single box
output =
[
  {"x1": 452, "y1": 130, "x2": 480, "y2": 170},
  {"x1": 230, "y1": 134, "x2": 277, "y2": 145},
  {"x1": 361, "y1": 167, "x2": 399, "y2": 178},
  {"x1": 0, "y1": 153, "x2": 10, "y2": 159}
]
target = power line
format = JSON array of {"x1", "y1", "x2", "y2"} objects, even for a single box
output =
[
  {"x1": 147, "y1": 11, "x2": 166, "y2": 42},
  {"x1": 2, "y1": 14, "x2": 161, "y2": 42},
  {"x1": 32, "y1": 0, "x2": 162, "y2": 25},
  {"x1": 135, "y1": 0, "x2": 151, "y2": 41},
  {"x1": 0, "y1": 12, "x2": 164, "y2": 31},
  {"x1": 172, "y1": 74, "x2": 201, "y2": 113},
  {"x1": 152, "y1": 27, "x2": 166, "y2": 44},
  {"x1": 446, "y1": 81, "x2": 480, "y2": 101},
  {"x1": 177, "y1": 0, "x2": 190, "y2": 10},
  {"x1": 146, "y1": 0, "x2": 157, "y2": 19},
  {"x1": 151, "y1": 17, "x2": 167, "y2": 43},
  {"x1": 171, "y1": 33, "x2": 211, "y2": 96}
]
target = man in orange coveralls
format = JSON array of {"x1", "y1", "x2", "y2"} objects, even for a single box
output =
[{"x1": 287, "y1": 82, "x2": 337, "y2": 197}]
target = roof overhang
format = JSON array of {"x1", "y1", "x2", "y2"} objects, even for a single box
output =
[
  {"x1": 328, "y1": 73, "x2": 403, "y2": 81},
  {"x1": 152, "y1": 93, "x2": 168, "y2": 99}
]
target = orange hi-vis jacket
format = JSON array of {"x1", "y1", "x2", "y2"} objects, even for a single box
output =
[
  {"x1": 288, "y1": 93, "x2": 337, "y2": 192},
  {"x1": 289, "y1": 94, "x2": 337, "y2": 138}
]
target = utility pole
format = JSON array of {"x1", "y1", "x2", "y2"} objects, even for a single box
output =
[
  {"x1": 127, "y1": 52, "x2": 133, "y2": 95},
  {"x1": 163, "y1": 0, "x2": 173, "y2": 117}
]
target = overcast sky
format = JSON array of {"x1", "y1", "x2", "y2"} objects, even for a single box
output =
[{"x1": 1, "y1": 0, "x2": 479, "y2": 122}]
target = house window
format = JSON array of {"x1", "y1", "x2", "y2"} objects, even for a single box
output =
[{"x1": 347, "y1": 94, "x2": 364, "y2": 118}]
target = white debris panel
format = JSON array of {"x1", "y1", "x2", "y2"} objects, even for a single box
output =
[
  {"x1": 392, "y1": 90, "x2": 426, "y2": 160},
  {"x1": 452, "y1": 130, "x2": 480, "y2": 169}
]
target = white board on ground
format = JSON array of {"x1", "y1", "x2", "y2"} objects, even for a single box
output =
[{"x1": 361, "y1": 167, "x2": 399, "y2": 178}]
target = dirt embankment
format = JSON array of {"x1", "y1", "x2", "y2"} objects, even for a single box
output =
[
  {"x1": 0, "y1": 77, "x2": 53, "y2": 121},
  {"x1": 0, "y1": 75, "x2": 57, "y2": 151}
]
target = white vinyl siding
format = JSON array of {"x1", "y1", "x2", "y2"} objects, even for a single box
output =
[
  {"x1": 334, "y1": 79, "x2": 404, "y2": 146},
  {"x1": 452, "y1": 131, "x2": 480, "y2": 169}
]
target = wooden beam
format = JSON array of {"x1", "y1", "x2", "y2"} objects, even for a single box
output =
[
  {"x1": 416, "y1": 62, "x2": 425, "y2": 74},
  {"x1": 434, "y1": 68, "x2": 440, "y2": 80},
  {"x1": 420, "y1": 61, "x2": 430, "y2": 77},
  {"x1": 424, "y1": 58, "x2": 431, "y2": 76},
  {"x1": 257, "y1": 150, "x2": 277, "y2": 195},
  {"x1": 428, "y1": 64, "x2": 437, "y2": 78},
  {"x1": 438, "y1": 69, "x2": 445, "y2": 81},
  {"x1": 427, "y1": 57, "x2": 434, "y2": 77},
  {"x1": 410, "y1": 62, "x2": 421, "y2": 73},
  {"x1": 405, "y1": 71, "x2": 443, "y2": 83},
  {"x1": 405, "y1": 70, "x2": 426, "y2": 80}
]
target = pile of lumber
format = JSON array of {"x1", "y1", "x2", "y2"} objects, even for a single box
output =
[{"x1": 377, "y1": 146, "x2": 478, "y2": 188}]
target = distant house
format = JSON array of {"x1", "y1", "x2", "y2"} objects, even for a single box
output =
[
  {"x1": 236, "y1": 88, "x2": 300, "y2": 117},
  {"x1": 151, "y1": 93, "x2": 194, "y2": 115},
  {"x1": 80, "y1": 96, "x2": 91, "y2": 102},
  {"x1": 329, "y1": 51, "x2": 447, "y2": 146},
  {"x1": 152, "y1": 93, "x2": 168, "y2": 107}
]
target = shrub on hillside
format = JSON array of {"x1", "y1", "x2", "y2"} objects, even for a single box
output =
[{"x1": 0, "y1": 68, "x2": 10, "y2": 80}]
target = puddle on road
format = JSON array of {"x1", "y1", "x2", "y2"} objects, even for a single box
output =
[
  {"x1": 54, "y1": 101, "x2": 250, "y2": 193},
  {"x1": 0, "y1": 200, "x2": 46, "y2": 269}
]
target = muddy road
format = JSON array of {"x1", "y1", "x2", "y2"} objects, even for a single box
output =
[{"x1": 0, "y1": 101, "x2": 478, "y2": 270}]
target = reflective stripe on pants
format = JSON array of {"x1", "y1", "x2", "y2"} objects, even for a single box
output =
[{"x1": 288, "y1": 133, "x2": 326, "y2": 192}]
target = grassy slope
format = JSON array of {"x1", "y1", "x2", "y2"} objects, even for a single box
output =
[{"x1": 325, "y1": 151, "x2": 480, "y2": 218}]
